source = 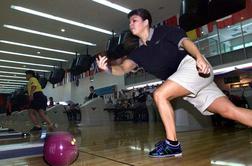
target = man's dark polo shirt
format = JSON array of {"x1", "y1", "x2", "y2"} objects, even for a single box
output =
[{"x1": 128, "y1": 25, "x2": 188, "y2": 80}]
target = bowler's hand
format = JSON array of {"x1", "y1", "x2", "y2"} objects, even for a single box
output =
[
  {"x1": 96, "y1": 55, "x2": 109, "y2": 71},
  {"x1": 196, "y1": 57, "x2": 211, "y2": 74}
]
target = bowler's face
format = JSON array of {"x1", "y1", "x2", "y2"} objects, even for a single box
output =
[{"x1": 129, "y1": 15, "x2": 147, "y2": 36}]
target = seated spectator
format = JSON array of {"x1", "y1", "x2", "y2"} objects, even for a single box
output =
[
  {"x1": 48, "y1": 97, "x2": 55, "y2": 107},
  {"x1": 87, "y1": 86, "x2": 98, "y2": 100}
]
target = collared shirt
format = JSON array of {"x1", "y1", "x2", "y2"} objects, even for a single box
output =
[
  {"x1": 128, "y1": 25, "x2": 188, "y2": 80},
  {"x1": 139, "y1": 28, "x2": 154, "y2": 46}
]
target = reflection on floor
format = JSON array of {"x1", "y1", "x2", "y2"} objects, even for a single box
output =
[{"x1": 0, "y1": 122, "x2": 252, "y2": 166}]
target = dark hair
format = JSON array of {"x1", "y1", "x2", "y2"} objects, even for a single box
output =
[
  {"x1": 128, "y1": 8, "x2": 152, "y2": 27},
  {"x1": 89, "y1": 86, "x2": 94, "y2": 89},
  {"x1": 25, "y1": 70, "x2": 35, "y2": 77}
]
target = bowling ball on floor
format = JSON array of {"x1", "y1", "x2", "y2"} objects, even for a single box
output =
[{"x1": 43, "y1": 132, "x2": 79, "y2": 166}]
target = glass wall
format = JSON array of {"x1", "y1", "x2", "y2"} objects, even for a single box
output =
[{"x1": 196, "y1": 17, "x2": 252, "y2": 58}]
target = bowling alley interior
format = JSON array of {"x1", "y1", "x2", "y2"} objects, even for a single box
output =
[{"x1": 0, "y1": 0, "x2": 252, "y2": 165}]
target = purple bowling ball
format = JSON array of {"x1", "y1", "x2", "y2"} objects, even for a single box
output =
[{"x1": 43, "y1": 132, "x2": 78, "y2": 166}]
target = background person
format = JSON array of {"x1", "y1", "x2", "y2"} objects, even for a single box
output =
[
  {"x1": 87, "y1": 86, "x2": 98, "y2": 100},
  {"x1": 25, "y1": 70, "x2": 55, "y2": 131}
]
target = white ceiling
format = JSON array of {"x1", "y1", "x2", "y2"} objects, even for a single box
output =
[{"x1": 0, "y1": 0, "x2": 180, "y2": 93}]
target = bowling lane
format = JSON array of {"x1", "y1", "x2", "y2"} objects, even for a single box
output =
[
  {"x1": 0, "y1": 130, "x2": 43, "y2": 145},
  {"x1": 0, "y1": 149, "x2": 131, "y2": 166},
  {"x1": 0, "y1": 141, "x2": 44, "y2": 160},
  {"x1": 1, "y1": 122, "x2": 252, "y2": 165},
  {"x1": 0, "y1": 157, "x2": 48, "y2": 166},
  {"x1": 0, "y1": 136, "x2": 30, "y2": 145}
]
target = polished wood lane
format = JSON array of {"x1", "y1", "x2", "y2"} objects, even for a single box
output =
[{"x1": 0, "y1": 122, "x2": 251, "y2": 166}]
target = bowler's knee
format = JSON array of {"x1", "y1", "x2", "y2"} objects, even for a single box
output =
[
  {"x1": 212, "y1": 104, "x2": 237, "y2": 119},
  {"x1": 153, "y1": 89, "x2": 172, "y2": 103}
]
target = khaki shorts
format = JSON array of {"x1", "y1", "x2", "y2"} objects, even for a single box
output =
[{"x1": 168, "y1": 55, "x2": 225, "y2": 115}]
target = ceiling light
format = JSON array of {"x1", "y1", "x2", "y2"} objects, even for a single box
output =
[
  {"x1": 0, "y1": 91, "x2": 14, "y2": 94},
  {"x1": 0, "y1": 87, "x2": 21, "y2": 91},
  {"x1": 0, "y1": 90, "x2": 15, "y2": 92},
  {"x1": 0, "y1": 59, "x2": 54, "y2": 68},
  {"x1": 0, "y1": 50, "x2": 67, "y2": 62},
  {"x1": 0, "y1": 40, "x2": 75, "y2": 55},
  {"x1": 0, "y1": 84, "x2": 22, "y2": 87},
  {"x1": 0, "y1": 89, "x2": 15, "y2": 91},
  {"x1": 37, "y1": 51, "x2": 40, "y2": 54},
  {"x1": 0, "y1": 88, "x2": 16, "y2": 91},
  {"x1": 4, "y1": 24, "x2": 96, "y2": 46},
  {"x1": 11, "y1": 5, "x2": 113, "y2": 35},
  {"x1": 0, "y1": 85, "x2": 20, "y2": 88},
  {"x1": 0, "y1": 74, "x2": 26, "y2": 79},
  {"x1": 0, "y1": 81, "x2": 26, "y2": 85},
  {"x1": 92, "y1": 0, "x2": 131, "y2": 14},
  {"x1": 0, "y1": 65, "x2": 50, "y2": 72},
  {"x1": 0, "y1": 87, "x2": 17, "y2": 90},
  {"x1": 0, "y1": 89, "x2": 16, "y2": 91},
  {"x1": 61, "y1": 29, "x2": 65, "y2": 32},
  {"x1": 0, "y1": 78, "x2": 28, "y2": 83},
  {"x1": 0, "y1": 71, "x2": 25, "y2": 75}
]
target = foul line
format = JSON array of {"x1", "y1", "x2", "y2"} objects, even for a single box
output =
[{"x1": 79, "y1": 150, "x2": 135, "y2": 166}]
